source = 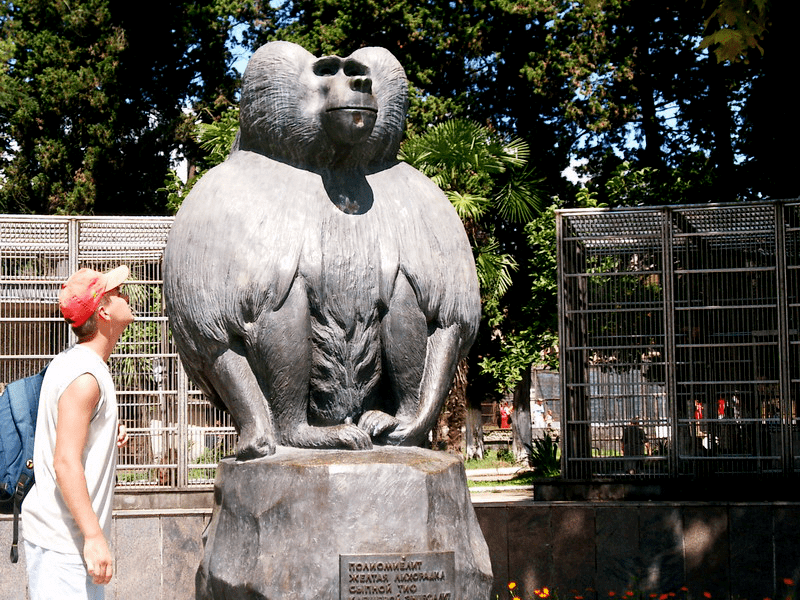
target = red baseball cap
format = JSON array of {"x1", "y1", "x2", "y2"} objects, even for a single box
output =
[{"x1": 58, "y1": 266, "x2": 129, "y2": 327}]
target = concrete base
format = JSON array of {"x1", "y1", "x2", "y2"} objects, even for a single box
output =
[{"x1": 196, "y1": 446, "x2": 493, "y2": 600}]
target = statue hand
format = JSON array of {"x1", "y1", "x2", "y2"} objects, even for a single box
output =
[
  {"x1": 357, "y1": 410, "x2": 400, "y2": 439},
  {"x1": 378, "y1": 418, "x2": 428, "y2": 447}
]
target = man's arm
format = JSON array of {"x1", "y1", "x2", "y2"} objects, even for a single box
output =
[{"x1": 53, "y1": 373, "x2": 113, "y2": 586}]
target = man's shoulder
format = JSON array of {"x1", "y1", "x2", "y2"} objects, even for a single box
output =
[{"x1": 43, "y1": 345, "x2": 108, "y2": 393}]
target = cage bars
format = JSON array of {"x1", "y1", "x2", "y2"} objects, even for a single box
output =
[
  {"x1": 558, "y1": 201, "x2": 799, "y2": 479},
  {"x1": 1, "y1": 215, "x2": 234, "y2": 490}
]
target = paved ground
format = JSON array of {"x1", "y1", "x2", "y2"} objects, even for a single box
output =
[
  {"x1": 469, "y1": 486, "x2": 534, "y2": 504},
  {"x1": 466, "y1": 467, "x2": 535, "y2": 504}
]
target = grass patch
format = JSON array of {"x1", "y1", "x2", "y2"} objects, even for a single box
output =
[
  {"x1": 467, "y1": 471, "x2": 537, "y2": 488},
  {"x1": 464, "y1": 448, "x2": 517, "y2": 470}
]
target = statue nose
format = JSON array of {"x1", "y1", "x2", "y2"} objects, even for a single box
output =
[{"x1": 350, "y1": 76, "x2": 372, "y2": 94}]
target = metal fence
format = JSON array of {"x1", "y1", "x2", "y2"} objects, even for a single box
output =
[
  {"x1": 557, "y1": 200, "x2": 800, "y2": 479},
  {"x1": 0, "y1": 215, "x2": 236, "y2": 490}
]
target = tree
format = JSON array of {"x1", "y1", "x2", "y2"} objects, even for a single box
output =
[
  {"x1": 0, "y1": 0, "x2": 126, "y2": 213},
  {"x1": 0, "y1": 0, "x2": 247, "y2": 215}
]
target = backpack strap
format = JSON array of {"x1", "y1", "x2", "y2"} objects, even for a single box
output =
[{"x1": 10, "y1": 473, "x2": 29, "y2": 563}]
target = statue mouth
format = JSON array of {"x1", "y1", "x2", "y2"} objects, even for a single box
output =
[
  {"x1": 326, "y1": 108, "x2": 378, "y2": 128},
  {"x1": 327, "y1": 107, "x2": 378, "y2": 115},
  {"x1": 322, "y1": 107, "x2": 379, "y2": 145}
]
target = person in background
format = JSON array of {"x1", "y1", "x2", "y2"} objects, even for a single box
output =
[
  {"x1": 23, "y1": 266, "x2": 133, "y2": 600},
  {"x1": 621, "y1": 417, "x2": 649, "y2": 474}
]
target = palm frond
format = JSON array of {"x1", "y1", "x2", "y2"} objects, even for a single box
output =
[
  {"x1": 447, "y1": 191, "x2": 492, "y2": 221},
  {"x1": 500, "y1": 136, "x2": 530, "y2": 168},
  {"x1": 474, "y1": 239, "x2": 518, "y2": 301},
  {"x1": 197, "y1": 108, "x2": 239, "y2": 166},
  {"x1": 494, "y1": 168, "x2": 546, "y2": 223}
]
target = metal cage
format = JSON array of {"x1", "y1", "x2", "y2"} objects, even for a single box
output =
[
  {"x1": 0, "y1": 215, "x2": 236, "y2": 490},
  {"x1": 557, "y1": 200, "x2": 800, "y2": 479}
]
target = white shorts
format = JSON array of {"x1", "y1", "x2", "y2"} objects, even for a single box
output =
[{"x1": 24, "y1": 540, "x2": 105, "y2": 600}]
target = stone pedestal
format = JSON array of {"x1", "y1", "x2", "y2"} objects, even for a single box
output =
[{"x1": 196, "y1": 446, "x2": 493, "y2": 600}]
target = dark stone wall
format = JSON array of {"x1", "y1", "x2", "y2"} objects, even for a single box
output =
[{"x1": 479, "y1": 501, "x2": 800, "y2": 600}]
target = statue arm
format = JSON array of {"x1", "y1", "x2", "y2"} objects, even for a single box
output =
[{"x1": 382, "y1": 322, "x2": 462, "y2": 446}]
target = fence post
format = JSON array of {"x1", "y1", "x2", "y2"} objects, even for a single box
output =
[
  {"x1": 774, "y1": 202, "x2": 792, "y2": 474},
  {"x1": 177, "y1": 357, "x2": 190, "y2": 488},
  {"x1": 662, "y1": 207, "x2": 678, "y2": 477},
  {"x1": 67, "y1": 218, "x2": 80, "y2": 347}
]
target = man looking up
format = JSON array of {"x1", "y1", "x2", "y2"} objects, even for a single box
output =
[{"x1": 23, "y1": 266, "x2": 133, "y2": 599}]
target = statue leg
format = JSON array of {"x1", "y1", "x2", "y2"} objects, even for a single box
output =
[
  {"x1": 208, "y1": 339, "x2": 277, "y2": 460},
  {"x1": 248, "y1": 276, "x2": 373, "y2": 451},
  {"x1": 365, "y1": 272, "x2": 461, "y2": 446}
]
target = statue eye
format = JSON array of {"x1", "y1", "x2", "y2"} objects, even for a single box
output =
[
  {"x1": 313, "y1": 57, "x2": 341, "y2": 77},
  {"x1": 342, "y1": 59, "x2": 368, "y2": 77}
]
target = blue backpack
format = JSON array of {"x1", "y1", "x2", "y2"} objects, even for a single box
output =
[{"x1": 0, "y1": 367, "x2": 48, "y2": 563}]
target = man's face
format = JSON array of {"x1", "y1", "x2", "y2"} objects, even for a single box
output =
[{"x1": 104, "y1": 286, "x2": 135, "y2": 330}]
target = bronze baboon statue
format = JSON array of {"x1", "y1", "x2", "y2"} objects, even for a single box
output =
[{"x1": 163, "y1": 41, "x2": 480, "y2": 459}]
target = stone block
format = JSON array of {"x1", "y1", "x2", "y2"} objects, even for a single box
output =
[
  {"x1": 115, "y1": 516, "x2": 162, "y2": 600},
  {"x1": 638, "y1": 504, "x2": 684, "y2": 593},
  {"x1": 162, "y1": 515, "x2": 208, "y2": 600},
  {"x1": 475, "y1": 505, "x2": 508, "y2": 598},
  {"x1": 729, "y1": 505, "x2": 773, "y2": 600},
  {"x1": 549, "y1": 505, "x2": 595, "y2": 597},
  {"x1": 507, "y1": 505, "x2": 552, "y2": 598},
  {"x1": 683, "y1": 506, "x2": 730, "y2": 599},
  {"x1": 595, "y1": 506, "x2": 642, "y2": 593},
  {"x1": 197, "y1": 446, "x2": 492, "y2": 600}
]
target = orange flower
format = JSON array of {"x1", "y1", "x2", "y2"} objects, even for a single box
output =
[
  {"x1": 541, "y1": 588, "x2": 551, "y2": 598},
  {"x1": 659, "y1": 594, "x2": 669, "y2": 600},
  {"x1": 609, "y1": 592, "x2": 617, "y2": 597},
  {"x1": 784, "y1": 579, "x2": 795, "y2": 587},
  {"x1": 680, "y1": 587, "x2": 688, "y2": 592},
  {"x1": 509, "y1": 582, "x2": 517, "y2": 591},
  {"x1": 703, "y1": 593, "x2": 712, "y2": 599},
  {"x1": 625, "y1": 592, "x2": 634, "y2": 598}
]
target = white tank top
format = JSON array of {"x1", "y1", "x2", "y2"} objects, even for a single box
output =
[{"x1": 22, "y1": 344, "x2": 118, "y2": 554}]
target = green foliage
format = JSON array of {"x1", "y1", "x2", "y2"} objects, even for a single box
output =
[
  {"x1": 400, "y1": 119, "x2": 544, "y2": 307},
  {"x1": 0, "y1": 0, "x2": 126, "y2": 213},
  {"x1": 699, "y1": 0, "x2": 769, "y2": 63},
  {"x1": 530, "y1": 433, "x2": 560, "y2": 477},
  {"x1": 604, "y1": 157, "x2": 718, "y2": 206},
  {"x1": 464, "y1": 449, "x2": 516, "y2": 470},
  {"x1": 479, "y1": 334, "x2": 537, "y2": 393},
  {"x1": 196, "y1": 108, "x2": 240, "y2": 166},
  {"x1": 162, "y1": 106, "x2": 239, "y2": 213},
  {"x1": 0, "y1": 0, "x2": 248, "y2": 215}
]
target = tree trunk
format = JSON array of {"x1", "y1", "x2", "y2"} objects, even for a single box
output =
[
  {"x1": 462, "y1": 356, "x2": 485, "y2": 460},
  {"x1": 432, "y1": 358, "x2": 468, "y2": 455},
  {"x1": 511, "y1": 365, "x2": 532, "y2": 465}
]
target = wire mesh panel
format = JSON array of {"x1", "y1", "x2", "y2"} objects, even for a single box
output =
[
  {"x1": 558, "y1": 209, "x2": 669, "y2": 477},
  {"x1": 1, "y1": 215, "x2": 235, "y2": 490},
  {"x1": 672, "y1": 204, "x2": 783, "y2": 476},
  {"x1": 558, "y1": 201, "x2": 799, "y2": 479},
  {"x1": 786, "y1": 204, "x2": 800, "y2": 471}
]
